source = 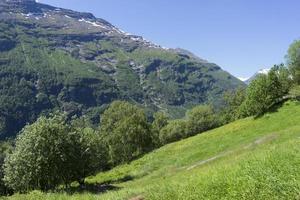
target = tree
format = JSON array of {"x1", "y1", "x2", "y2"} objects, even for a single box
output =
[
  {"x1": 239, "y1": 74, "x2": 272, "y2": 117},
  {"x1": 101, "y1": 101, "x2": 152, "y2": 165},
  {"x1": 159, "y1": 119, "x2": 187, "y2": 144},
  {"x1": 286, "y1": 40, "x2": 300, "y2": 84},
  {"x1": 289, "y1": 85, "x2": 300, "y2": 100},
  {"x1": 220, "y1": 88, "x2": 246, "y2": 124},
  {"x1": 69, "y1": 118, "x2": 108, "y2": 186},
  {"x1": 0, "y1": 141, "x2": 13, "y2": 195},
  {"x1": 239, "y1": 65, "x2": 291, "y2": 117},
  {"x1": 185, "y1": 105, "x2": 219, "y2": 136},
  {"x1": 4, "y1": 115, "x2": 72, "y2": 192},
  {"x1": 3, "y1": 114, "x2": 109, "y2": 192},
  {"x1": 151, "y1": 112, "x2": 169, "y2": 147}
]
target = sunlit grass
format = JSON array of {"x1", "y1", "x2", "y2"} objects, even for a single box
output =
[{"x1": 5, "y1": 101, "x2": 300, "y2": 200}]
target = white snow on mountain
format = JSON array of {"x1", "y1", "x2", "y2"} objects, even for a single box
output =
[
  {"x1": 242, "y1": 68, "x2": 271, "y2": 84},
  {"x1": 238, "y1": 77, "x2": 250, "y2": 82}
]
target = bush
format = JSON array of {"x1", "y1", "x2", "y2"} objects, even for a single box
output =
[
  {"x1": 151, "y1": 112, "x2": 169, "y2": 147},
  {"x1": 159, "y1": 120, "x2": 187, "y2": 144},
  {"x1": 101, "y1": 101, "x2": 153, "y2": 165},
  {"x1": 3, "y1": 115, "x2": 72, "y2": 192},
  {"x1": 240, "y1": 65, "x2": 291, "y2": 117},
  {"x1": 0, "y1": 141, "x2": 13, "y2": 195},
  {"x1": 220, "y1": 88, "x2": 246, "y2": 124},
  {"x1": 69, "y1": 118, "x2": 108, "y2": 185},
  {"x1": 159, "y1": 105, "x2": 219, "y2": 145},
  {"x1": 3, "y1": 114, "x2": 107, "y2": 192},
  {"x1": 289, "y1": 85, "x2": 300, "y2": 100},
  {"x1": 185, "y1": 105, "x2": 219, "y2": 136}
]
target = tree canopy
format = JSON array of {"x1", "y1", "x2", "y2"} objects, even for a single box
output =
[{"x1": 101, "y1": 101, "x2": 153, "y2": 165}]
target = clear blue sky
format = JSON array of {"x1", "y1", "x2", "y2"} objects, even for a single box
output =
[{"x1": 38, "y1": 0, "x2": 300, "y2": 79}]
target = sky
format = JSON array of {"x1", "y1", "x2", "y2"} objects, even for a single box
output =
[{"x1": 37, "y1": 0, "x2": 300, "y2": 79}]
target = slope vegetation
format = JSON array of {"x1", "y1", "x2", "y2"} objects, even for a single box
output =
[
  {"x1": 7, "y1": 101, "x2": 300, "y2": 199},
  {"x1": 0, "y1": 0, "x2": 244, "y2": 138}
]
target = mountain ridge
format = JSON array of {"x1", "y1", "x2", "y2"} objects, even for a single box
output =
[{"x1": 0, "y1": 0, "x2": 245, "y2": 138}]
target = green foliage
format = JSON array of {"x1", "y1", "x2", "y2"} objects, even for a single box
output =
[
  {"x1": 151, "y1": 112, "x2": 169, "y2": 147},
  {"x1": 185, "y1": 105, "x2": 219, "y2": 136},
  {"x1": 159, "y1": 119, "x2": 187, "y2": 144},
  {"x1": 159, "y1": 105, "x2": 219, "y2": 145},
  {"x1": 289, "y1": 84, "x2": 300, "y2": 99},
  {"x1": 0, "y1": 141, "x2": 13, "y2": 195},
  {"x1": 239, "y1": 74, "x2": 271, "y2": 117},
  {"x1": 101, "y1": 101, "x2": 153, "y2": 165},
  {"x1": 3, "y1": 114, "x2": 108, "y2": 192},
  {"x1": 4, "y1": 115, "x2": 71, "y2": 192},
  {"x1": 8, "y1": 101, "x2": 300, "y2": 200},
  {"x1": 0, "y1": 17, "x2": 245, "y2": 138},
  {"x1": 287, "y1": 40, "x2": 300, "y2": 84},
  {"x1": 240, "y1": 65, "x2": 291, "y2": 117},
  {"x1": 220, "y1": 88, "x2": 246, "y2": 123},
  {"x1": 69, "y1": 118, "x2": 109, "y2": 185}
]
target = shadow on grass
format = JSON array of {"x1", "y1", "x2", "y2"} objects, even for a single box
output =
[
  {"x1": 254, "y1": 100, "x2": 289, "y2": 119},
  {"x1": 104, "y1": 175, "x2": 135, "y2": 185},
  {"x1": 64, "y1": 182, "x2": 121, "y2": 194},
  {"x1": 88, "y1": 173, "x2": 135, "y2": 185}
]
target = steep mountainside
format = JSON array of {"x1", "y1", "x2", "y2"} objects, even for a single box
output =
[{"x1": 0, "y1": 0, "x2": 245, "y2": 138}]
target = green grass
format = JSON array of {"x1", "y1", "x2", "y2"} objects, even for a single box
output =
[{"x1": 5, "y1": 101, "x2": 300, "y2": 200}]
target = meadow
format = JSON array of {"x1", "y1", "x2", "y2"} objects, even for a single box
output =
[{"x1": 6, "y1": 101, "x2": 300, "y2": 200}]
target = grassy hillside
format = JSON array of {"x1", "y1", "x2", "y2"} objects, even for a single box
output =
[{"x1": 6, "y1": 101, "x2": 300, "y2": 200}]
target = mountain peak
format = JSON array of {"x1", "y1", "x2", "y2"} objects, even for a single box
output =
[
  {"x1": 3, "y1": 0, "x2": 35, "y2": 1},
  {"x1": 1, "y1": 0, "x2": 36, "y2": 4},
  {"x1": 242, "y1": 68, "x2": 271, "y2": 84},
  {"x1": 0, "y1": 0, "x2": 245, "y2": 138}
]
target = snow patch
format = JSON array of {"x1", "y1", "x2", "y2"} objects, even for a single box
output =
[
  {"x1": 78, "y1": 18, "x2": 109, "y2": 29},
  {"x1": 20, "y1": 13, "x2": 34, "y2": 17},
  {"x1": 113, "y1": 27, "x2": 131, "y2": 36},
  {"x1": 238, "y1": 77, "x2": 249, "y2": 82}
]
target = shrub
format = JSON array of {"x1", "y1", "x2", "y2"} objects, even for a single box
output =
[
  {"x1": 159, "y1": 120, "x2": 187, "y2": 144},
  {"x1": 151, "y1": 112, "x2": 169, "y2": 147},
  {"x1": 240, "y1": 65, "x2": 292, "y2": 117},
  {"x1": 289, "y1": 85, "x2": 300, "y2": 100},
  {"x1": 3, "y1": 114, "x2": 108, "y2": 192},
  {"x1": 185, "y1": 105, "x2": 219, "y2": 136},
  {"x1": 3, "y1": 115, "x2": 72, "y2": 192},
  {"x1": 69, "y1": 118, "x2": 108, "y2": 185},
  {"x1": 101, "y1": 101, "x2": 153, "y2": 165},
  {"x1": 0, "y1": 141, "x2": 13, "y2": 195},
  {"x1": 220, "y1": 88, "x2": 246, "y2": 124}
]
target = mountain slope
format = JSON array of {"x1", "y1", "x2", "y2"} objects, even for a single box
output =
[
  {"x1": 6, "y1": 101, "x2": 300, "y2": 199},
  {"x1": 0, "y1": 0, "x2": 245, "y2": 138}
]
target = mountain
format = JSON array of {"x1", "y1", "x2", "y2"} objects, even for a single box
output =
[
  {"x1": 243, "y1": 68, "x2": 270, "y2": 84},
  {"x1": 0, "y1": 0, "x2": 245, "y2": 138},
  {"x1": 9, "y1": 101, "x2": 300, "y2": 199}
]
